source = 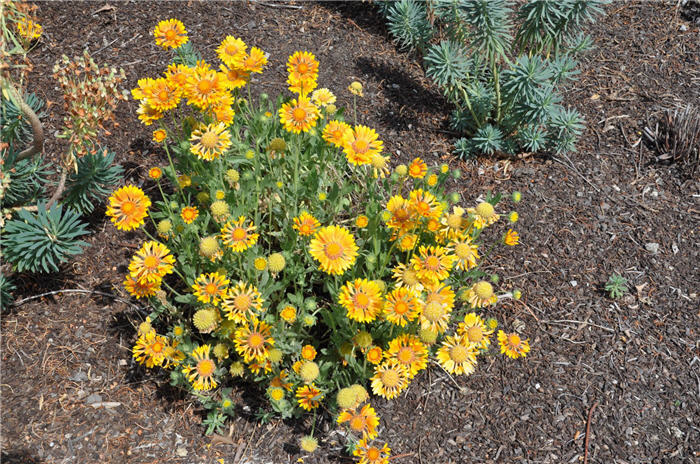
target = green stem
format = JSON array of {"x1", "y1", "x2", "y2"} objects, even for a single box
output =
[{"x1": 493, "y1": 62, "x2": 502, "y2": 123}]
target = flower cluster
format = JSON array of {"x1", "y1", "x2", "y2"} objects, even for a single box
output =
[{"x1": 110, "y1": 21, "x2": 529, "y2": 462}]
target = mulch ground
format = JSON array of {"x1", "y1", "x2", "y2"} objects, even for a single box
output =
[{"x1": 2, "y1": 1, "x2": 699, "y2": 463}]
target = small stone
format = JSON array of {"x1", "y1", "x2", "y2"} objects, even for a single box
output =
[
  {"x1": 645, "y1": 242, "x2": 660, "y2": 254},
  {"x1": 672, "y1": 243, "x2": 679, "y2": 255},
  {"x1": 85, "y1": 393, "x2": 102, "y2": 405},
  {"x1": 176, "y1": 447, "x2": 188, "y2": 457},
  {"x1": 69, "y1": 371, "x2": 88, "y2": 382},
  {"x1": 570, "y1": 280, "x2": 578, "y2": 287},
  {"x1": 680, "y1": 24, "x2": 688, "y2": 31}
]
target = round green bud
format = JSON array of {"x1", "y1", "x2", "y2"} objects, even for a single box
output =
[{"x1": 512, "y1": 191, "x2": 522, "y2": 203}]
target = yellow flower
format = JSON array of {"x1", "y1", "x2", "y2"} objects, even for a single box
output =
[
  {"x1": 152, "y1": 129, "x2": 167, "y2": 143},
  {"x1": 180, "y1": 206, "x2": 199, "y2": 224},
  {"x1": 217, "y1": 35, "x2": 247, "y2": 68},
  {"x1": 427, "y1": 173, "x2": 438, "y2": 186},
  {"x1": 467, "y1": 201, "x2": 500, "y2": 229},
  {"x1": 508, "y1": 211, "x2": 519, "y2": 223},
  {"x1": 124, "y1": 274, "x2": 159, "y2": 299},
  {"x1": 16, "y1": 18, "x2": 42, "y2": 40},
  {"x1": 106, "y1": 185, "x2": 151, "y2": 231},
  {"x1": 353, "y1": 438, "x2": 390, "y2": 464},
  {"x1": 383, "y1": 287, "x2": 421, "y2": 327},
  {"x1": 322, "y1": 120, "x2": 352, "y2": 147},
  {"x1": 192, "y1": 272, "x2": 229, "y2": 306},
  {"x1": 219, "y1": 64, "x2": 250, "y2": 89},
  {"x1": 182, "y1": 345, "x2": 218, "y2": 391},
  {"x1": 190, "y1": 122, "x2": 232, "y2": 161},
  {"x1": 464, "y1": 281, "x2": 498, "y2": 308},
  {"x1": 234, "y1": 46, "x2": 268, "y2": 74},
  {"x1": 451, "y1": 237, "x2": 479, "y2": 271},
  {"x1": 311, "y1": 88, "x2": 336, "y2": 107},
  {"x1": 391, "y1": 262, "x2": 423, "y2": 292},
  {"x1": 342, "y1": 125, "x2": 383, "y2": 166},
  {"x1": 296, "y1": 383, "x2": 324, "y2": 411},
  {"x1": 137, "y1": 101, "x2": 163, "y2": 126},
  {"x1": 337, "y1": 403, "x2": 379, "y2": 439},
  {"x1": 148, "y1": 167, "x2": 163, "y2": 180},
  {"x1": 177, "y1": 174, "x2": 192, "y2": 189},
  {"x1": 504, "y1": 229, "x2": 520, "y2": 246},
  {"x1": 498, "y1": 330, "x2": 530, "y2": 359},
  {"x1": 411, "y1": 245, "x2": 455, "y2": 285},
  {"x1": 386, "y1": 334, "x2": 428, "y2": 379},
  {"x1": 234, "y1": 318, "x2": 274, "y2": 363},
  {"x1": 397, "y1": 233, "x2": 418, "y2": 252},
  {"x1": 279, "y1": 96, "x2": 320, "y2": 134},
  {"x1": 457, "y1": 313, "x2": 493, "y2": 350},
  {"x1": 184, "y1": 61, "x2": 228, "y2": 109},
  {"x1": 408, "y1": 189, "x2": 443, "y2": 221},
  {"x1": 144, "y1": 78, "x2": 180, "y2": 112},
  {"x1": 287, "y1": 51, "x2": 319, "y2": 96},
  {"x1": 338, "y1": 279, "x2": 383, "y2": 323},
  {"x1": 408, "y1": 157, "x2": 427, "y2": 179},
  {"x1": 301, "y1": 345, "x2": 317, "y2": 361},
  {"x1": 254, "y1": 257, "x2": 268, "y2": 271},
  {"x1": 153, "y1": 19, "x2": 188, "y2": 49},
  {"x1": 371, "y1": 359, "x2": 408, "y2": 400},
  {"x1": 356, "y1": 215, "x2": 369, "y2": 228},
  {"x1": 436, "y1": 335, "x2": 478, "y2": 375},
  {"x1": 366, "y1": 346, "x2": 383, "y2": 365},
  {"x1": 164, "y1": 63, "x2": 192, "y2": 95},
  {"x1": 220, "y1": 216, "x2": 259, "y2": 252},
  {"x1": 348, "y1": 81, "x2": 363, "y2": 97},
  {"x1": 222, "y1": 281, "x2": 264, "y2": 323},
  {"x1": 128, "y1": 241, "x2": 175, "y2": 284},
  {"x1": 132, "y1": 329, "x2": 168, "y2": 368},
  {"x1": 280, "y1": 305, "x2": 297, "y2": 323},
  {"x1": 420, "y1": 300, "x2": 451, "y2": 334},
  {"x1": 309, "y1": 225, "x2": 359, "y2": 275}
]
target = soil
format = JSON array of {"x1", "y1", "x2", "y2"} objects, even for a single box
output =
[{"x1": 2, "y1": 1, "x2": 699, "y2": 464}]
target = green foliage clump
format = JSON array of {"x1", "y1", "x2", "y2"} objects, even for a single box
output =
[
  {"x1": 2, "y1": 202, "x2": 89, "y2": 273},
  {"x1": 605, "y1": 273, "x2": 629, "y2": 299},
  {"x1": 383, "y1": 0, "x2": 607, "y2": 158},
  {"x1": 62, "y1": 148, "x2": 124, "y2": 214}
]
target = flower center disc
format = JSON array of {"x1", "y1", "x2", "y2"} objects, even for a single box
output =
[
  {"x1": 367, "y1": 448, "x2": 381, "y2": 460},
  {"x1": 200, "y1": 131, "x2": 219, "y2": 149},
  {"x1": 394, "y1": 301, "x2": 408, "y2": 315},
  {"x1": 508, "y1": 334, "x2": 521, "y2": 347},
  {"x1": 197, "y1": 79, "x2": 213, "y2": 94},
  {"x1": 205, "y1": 283, "x2": 218, "y2": 295},
  {"x1": 325, "y1": 242, "x2": 343, "y2": 259},
  {"x1": 425, "y1": 256, "x2": 440, "y2": 270},
  {"x1": 350, "y1": 416, "x2": 365, "y2": 432},
  {"x1": 354, "y1": 293, "x2": 370, "y2": 308},
  {"x1": 151, "y1": 341, "x2": 164, "y2": 353},
  {"x1": 450, "y1": 344, "x2": 469, "y2": 363},
  {"x1": 292, "y1": 107, "x2": 307, "y2": 122},
  {"x1": 232, "y1": 228, "x2": 247, "y2": 241},
  {"x1": 397, "y1": 347, "x2": 414, "y2": 363},
  {"x1": 248, "y1": 333, "x2": 264, "y2": 349},
  {"x1": 353, "y1": 139, "x2": 369, "y2": 154},
  {"x1": 422, "y1": 302, "x2": 443, "y2": 322},
  {"x1": 121, "y1": 201, "x2": 135, "y2": 215},
  {"x1": 197, "y1": 359, "x2": 215, "y2": 376},
  {"x1": 467, "y1": 326, "x2": 483, "y2": 342},
  {"x1": 381, "y1": 369, "x2": 400, "y2": 387},
  {"x1": 455, "y1": 243, "x2": 471, "y2": 258},
  {"x1": 234, "y1": 294, "x2": 251, "y2": 311},
  {"x1": 165, "y1": 29, "x2": 177, "y2": 40},
  {"x1": 143, "y1": 255, "x2": 160, "y2": 270}
]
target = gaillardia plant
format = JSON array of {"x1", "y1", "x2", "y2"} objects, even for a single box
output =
[{"x1": 110, "y1": 20, "x2": 530, "y2": 460}]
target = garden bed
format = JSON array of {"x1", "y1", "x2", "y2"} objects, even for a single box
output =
[{"x1": 2, "y1": 1, "x2": 699, "y2": 463}]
